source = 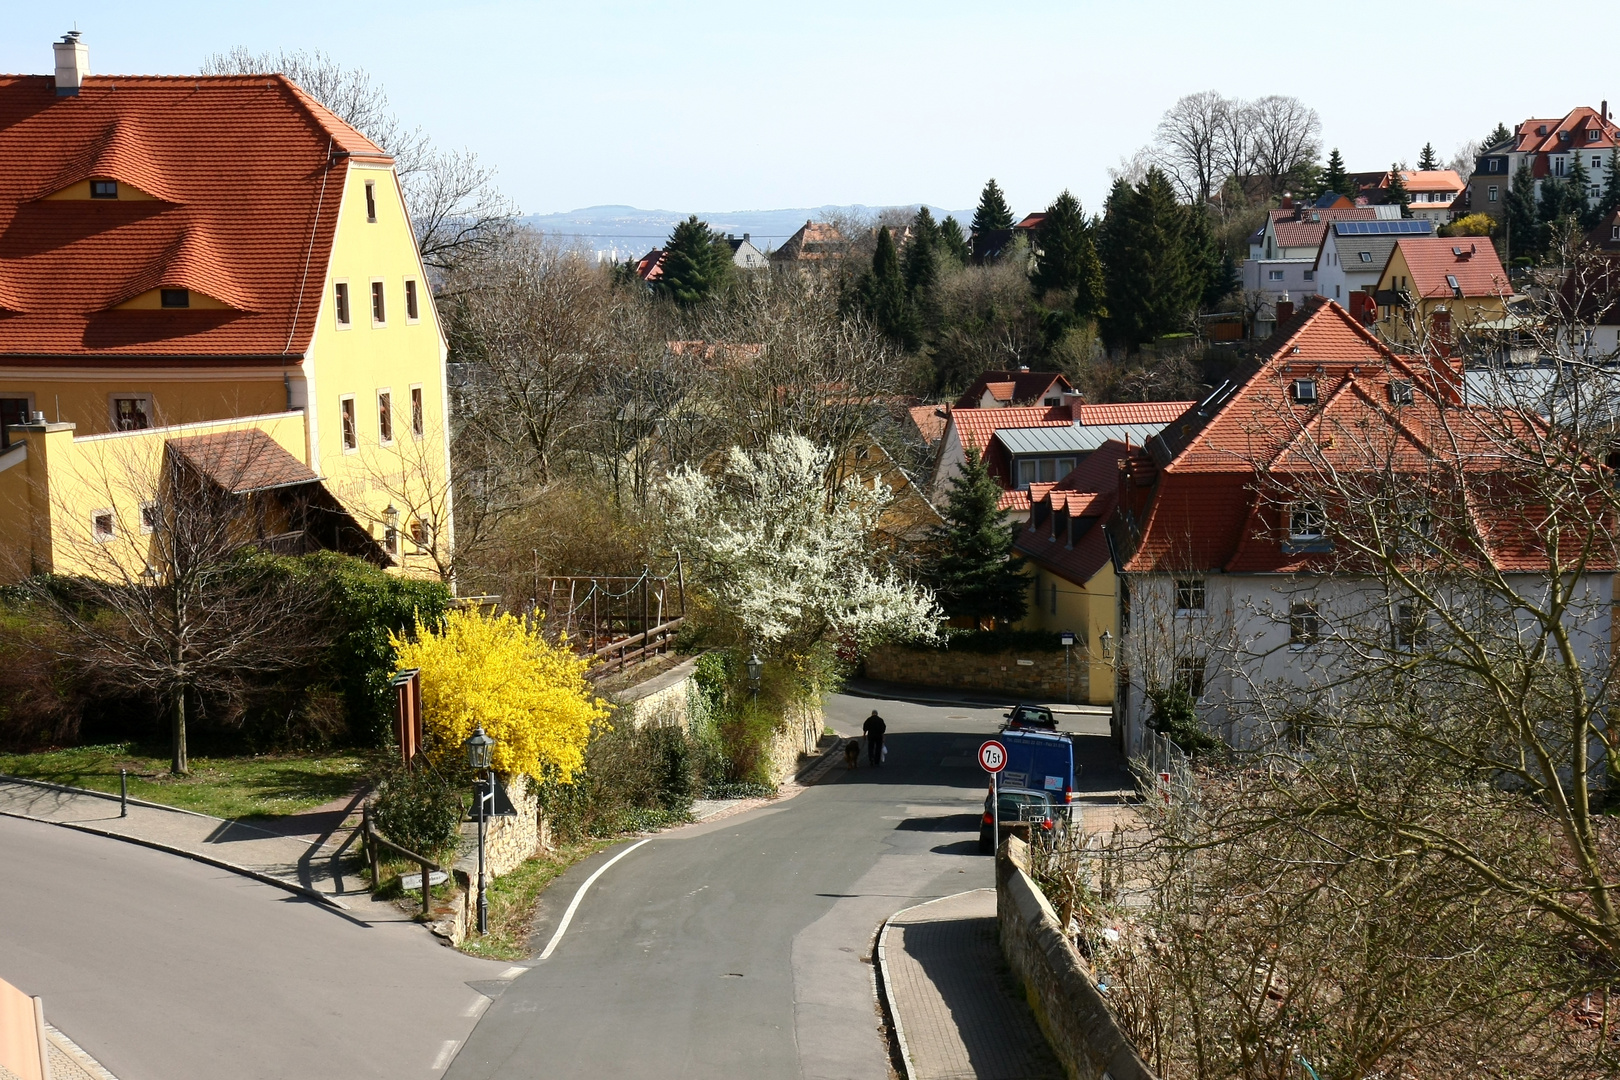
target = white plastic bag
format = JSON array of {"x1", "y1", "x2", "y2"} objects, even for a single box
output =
[{"x1": 882, "y1": 743, "x2": 888, "y2": 762}]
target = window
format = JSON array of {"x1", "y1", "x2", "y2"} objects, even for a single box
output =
[
  {"x1": 405, "y1": 279, "x2": 420, "y2": 322},
  {"x1": 1395, "y1": 602, "x2": 1429, "y2": 650},
  {"x1": 377, "y1": 390, "x2": 393, "y2": 444},
  {"x1": 1175, "y1": 578, "x2": 1205, "y2": 613},
  {"x1": 1590, "y1": 129, "x2": 1602, "y2": 142},
  {"x1": 139, "y1": 501, "x2": 159, "y2": 534},
  {"x1": 1335, "y1": 284, "x2": 1341, "y2": 298},
  {"x1": 340, "y1": 395, "x2": 357, "y2": 451},
  {"x1": 1358, "y1": 250, "x2": 1373, "y2": 262},
  {"x1": 1291, "y1": 378, "x2": 1317, "y2": 404},
  {"x1": 1555, "y1": 157, "x2": 1566, "y2": 176},
  {"x1": 1268, "y1": 269, "x2": 1285, "y2": 282},
  {"x1": 92, "y1": 510, "x2": 115, "y2": 542},
  {"x1": 1445, "y1": 273, "x2": 1461, "y2": 295},
  {"x1": 90, "y1": 180, "x2": 117, "y2": 199},
  {"x1": 371, "y1": 280, "x2": 386, "y2": 326},
  {"x1": 334, "y1": 282, "x2": 351, "y2": 327},
  {"x1": 1389, "y1": 379, "x2": 1414, "y2": 406},
  {"x1": 111, "y1": 395, "x2": 152, "y2": 431},
  {"x1": 1594, "y1": 156, "x2": 1604, "y2": 169},
  {"x1": 160, "y1": 288, "x2": 189, "y2": 309},
  {"x1": 1173, "y1": 657, "x2": 1206, "y2": 699},
  {"x1": 1613, "y1": 225, "x2": 1620, "y2": 241},
  {"x1": 1289, "y1": 602, "x2": 1320, "y2": 647},
  {"x1": 411, "y1": 519, "x2": 432, "y2": 553},
  {"x1": 1488, "y1": 185, "x2": 1499, "y2": 202},
  {"x1": 1018, "y1": 460, "x2": 1037, "y2": 488},
  {"x1": 364, "y1": 180, "x2": 377, "y2": 222},
  {"x1": 1303, "y1": 270, "x2": 1314, "y2": 281},
  {"x1": 1056, "y1": 457, "x2": 1076, "y2": 476},
  {"x1": 1289, "y1": 502, "x2": 1325, "y2": 541},
  {"x1": 1, "y1": 396, "x2": 34, "y2": 449},
  {"x1": 411, "y1": 385, "x2": 424, "y2": 437},
  {"x1": 384, "y1": 521, "x2": 399, "y2": 555}
]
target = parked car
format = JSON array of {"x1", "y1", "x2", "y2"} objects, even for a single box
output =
[
  {"x1": 1004, "y1": 703, "x2": 1057, "y2": 730},
  {"x1": 979, "y1": 787, "x2": 1060, "y2": 853},
  {"x1": 995, "y1": 728, "x2": 1078, "y2": 803}
]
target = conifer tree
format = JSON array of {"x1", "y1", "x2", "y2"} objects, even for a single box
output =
[
  {"x1": 1185, "y1": 204, "x2": 1232, "y2": 309},
  {"x1": 1386, "y1": 165, "x2": 1412, "y2": 218},
  {"x1": 1418, "y1": 142, "x2": 1439, "y2": 171},
  {"x1": 1030, "y1": 190, "x2": 1091, "y2": 294},
  {"x1": 902, "y1": 207, "x2": 943, "y2": 337},
  {"x1": 1598, "y1": 157, "x2": 1620, "y2": 223},
  {"x1": 1096, "y1": 178, "x2": 1138, "y2": 346},
  {"x1": 970, "y1": 178, "x2": 1014, "y2": 263},
  {"x1": 928, "y1": 448, "x2": 1028, "y2": 626},
  {"x1": 1487, "y1": 122, "x2": 1513, "y2": 147},
  {"x1": 1505, "y1": 160, "x2": 1540, "y2": 260},
  {"x1": 855, "y1": 226, "x2": 917, "y2": 349},
  {"x1": 1322, "y1": 148, "x2": 1350, "y2": 199},
  {"x1": 939, "y1": 216, "x2": 971, "y2": 266},
  {"x1": 1568, "y1": 154, "x2": 1597, "y2": 230},
  {"x1": 660, "y1": 215, "x2": 732, "y2": 305},
  {"x1": 1098, "y1": 170, "x2": 1198, "y2": 348}
]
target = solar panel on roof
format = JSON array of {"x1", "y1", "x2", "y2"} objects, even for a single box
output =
[{"x1": 1333, "y1": 220, "x2": 1433, "y2": 236}]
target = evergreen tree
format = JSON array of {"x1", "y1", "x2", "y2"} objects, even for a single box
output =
[
  {"x1": 970, "y1": 178, "x2": 1015, "y2": 263},
  {"x1": 1568, "y1": 154, "x2": 1598, "y2": 230},
  {"x1": 1098, "y1": 170, "x2": 1197, "y2": 349},
  {"x1": 901, "y1": 207, "x2": 942, "y2": 337},
  {"x1": 938, "y1": 216, "x2": 971, "y2": 266},
  {"x1": 1487, "y1": 122, "x2": 1513, "y2": 147},
  {"x1": 854, "y1": 226, "x2": 917, "y2": 349},
  {"x1": 1031, "y1": 190, "x2": 1091, "y2": 294},
  {"x1": 1418, "y1": 142, "x2": 1439, "y2": 171},
  {"x1": 1598, "y1": 156, "x2": 1620, "y2": 223},
  {"x1": 660, "y1": 215, "x2": 732, "y2": 305},
  {"x1": 1386, "y1": 165, "x2": 1412, "y2": 218},
  {"x1": 1322, "y1": 148, "x2": 1350, "y2": 199},
  {"x1": 1505, "y1": 160, "x2": 1540, "y2": 260},
  {"x1": 1096, "y1": 178, "x2": 1138, "y2": 346},
  {"x1": 1185, "y1": 203, "x2": 1233, "y2": 309},
  {"x1": 928, "y1": 448, "x2": 1028, "y2": 625}
]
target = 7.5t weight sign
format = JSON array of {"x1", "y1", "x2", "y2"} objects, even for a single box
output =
[{"x1": 978, "y1": 740, "x2": 1007, "y2": 773}]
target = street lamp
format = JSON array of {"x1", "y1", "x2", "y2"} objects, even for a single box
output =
[
  {"x1": 140, "y1": 563, "x2": 157, "y2": 587},
  {"x1": 384, "y1": 504, "x2": 400, "y2": 557},
  {"x1": 1099, "y1": 630, "x2": 1113, "y2": 658},
  {"x1": 745, "y1": 652, "x2": 763, "y2": 698},
  {"x1": 463, "y1": 726, "x2": 496, "y2": 934}
]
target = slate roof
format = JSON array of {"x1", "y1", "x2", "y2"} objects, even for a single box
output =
[
  {"x1": 166, "y1": 428, "x2": 319, "y2": 493},
  {"x1": 0, "y1": 74, "x2": 387, "y2": 360}
]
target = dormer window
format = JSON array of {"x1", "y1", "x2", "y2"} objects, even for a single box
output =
[
  {"x1": 1589, "y1": 129, "x2": 1601, "y2": 142},
  {"x1": 1358, "y1": 251, "x2": 1373, "y2": 263},
  {"x1": 1389, "y1": 379, "x2": 1414, "y2": 406},
  {"x1": 1291, "y1": 378, "x2": 1317, "y2": 404},
  {"x1": 1289, "y1": 502, "x2": 1325, "y2": 541},
  {"x1": 160, "y1": 289, "x2": 190, "y2": 309},
  {"x1": 90, "y1": 180, "x2": 117, "y2": 199}
]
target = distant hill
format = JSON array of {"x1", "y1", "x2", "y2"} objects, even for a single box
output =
[{"x1": 519, "y1": 204, "x2": 971, "y2": 261}]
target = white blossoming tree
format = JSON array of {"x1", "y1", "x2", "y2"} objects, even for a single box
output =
[{"x1": 664, "y1": 435, "x2": 941, "y2": 655}]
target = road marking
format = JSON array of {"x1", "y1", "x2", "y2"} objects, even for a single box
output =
[
  {"x1": 537, "y1": 837, "x2": 652, "y2": 960},
  {"x1": 430, "y1": 1039, "x2": 459, "y2": 1071},
  {"x1": 498, "y1": 965, "x2": 527, "y2": 980},
  {"x1": 462, "y1": 995, "x2": 487, "y2": 1017}
]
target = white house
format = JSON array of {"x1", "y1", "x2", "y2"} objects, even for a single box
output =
[{"x1": 1312, "y1": 219, "x2": 1433, "y2": 304}]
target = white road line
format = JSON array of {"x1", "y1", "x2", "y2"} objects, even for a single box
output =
[
  {"x1": 462, "y1": 995, "x2": 488, "y2": 1017},
  {"x1": 498, "y1": 965, "x2": 528, "y2": 980},
  {"x1": 537, "y1": 837, "x2": 652, "y2": 960},
  {"x1": 430, "y1": 1039, "x2": 459, "y2": 1071}
]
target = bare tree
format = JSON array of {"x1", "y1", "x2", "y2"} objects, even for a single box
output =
[
  {"x1": 1246, "y1": 95, "x2": 1322, "y2": 198},
  {"x1": 26, "y1": 437, "x2": 330, "y2": 774},
  {"x1": 1153, "y1": 90, "x2": 1234, "y2": 204},
  {"x1": 1449, "y1": 138, "x2": 1483, "y2": 184}
]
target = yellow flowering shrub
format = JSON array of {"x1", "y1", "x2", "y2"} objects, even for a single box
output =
[{"x1": 392, "y1": 609, "x2": 605, "y2": 783}]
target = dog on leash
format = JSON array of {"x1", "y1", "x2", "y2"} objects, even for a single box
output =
[{"x1": 844, "y1": 739, "x2": 861, "y2": 769}]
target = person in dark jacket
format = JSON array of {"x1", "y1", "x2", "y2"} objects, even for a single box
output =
[{"x1": 862, "y1": 709, "x2": 887, "y2": 767}]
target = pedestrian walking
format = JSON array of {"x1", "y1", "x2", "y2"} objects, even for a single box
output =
[{"x1": 862, "y1": 709, "x2": 887, "y2": 767}]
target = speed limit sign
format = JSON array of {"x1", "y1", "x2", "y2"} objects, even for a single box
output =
[{"x1": 978, "y1": 740, "x2": 1007, "y2": 773}]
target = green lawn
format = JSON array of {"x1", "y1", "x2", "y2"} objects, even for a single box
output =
[{"x1": 0, "y1": 744, "x2": 375, "y2": 820}]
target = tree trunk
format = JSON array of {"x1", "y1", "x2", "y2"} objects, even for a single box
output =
[{"x1": 171, "y1": 689, "x2": 189, "y2": 776}]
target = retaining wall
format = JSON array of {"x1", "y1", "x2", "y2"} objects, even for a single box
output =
[
  {"x1": 865, "y1": 644, "x2": 1085, "y2": 701},
  {"x1": 997, "y1": 836, "x2": 1157, "y2": 1080}
]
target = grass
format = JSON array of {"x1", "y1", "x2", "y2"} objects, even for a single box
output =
[
  {"x1": 0, "y1": 743, "x2": 375, "y2": 820},
  {"x1": 458, "y1": 839, "x2": 614, "y2": 961}
]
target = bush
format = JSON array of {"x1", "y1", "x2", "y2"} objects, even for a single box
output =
[
  {"x1": 940, "y1": 628, "x2": 1066, "y2": 653},
  {"x1": 1146, "y1": 686, "x2": 1222, "y2": 755},
  {"x1": 0, "y1": 598, "x2": 84, "y2": 750},
  {"x1": 537, "y1": 719, "x2": 702, "y2": 842},
  {"x1": 371, "y1": 764, "x2": 464, "y2": 859}
]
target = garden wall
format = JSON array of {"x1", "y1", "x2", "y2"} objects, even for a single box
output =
[
  {"x1": 997, "y1": 836, "x2": 1157, "y2": 1080},
  {"x1": 865, "y1": 645, "x2": 1085, "y2": 701}
]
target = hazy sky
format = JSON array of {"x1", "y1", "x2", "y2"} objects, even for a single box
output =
[{"x1": 6, "y1": 1, "x2": 1618, "y2": 218}]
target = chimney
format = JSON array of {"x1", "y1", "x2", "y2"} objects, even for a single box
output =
[
  {"x1": 1275, "y1": 297, "x2": 1295, "y2": 323},
  {"x1": 743, "y1": 232, "x2": 750, "y2": 242},
  {"x1": 53, "y1": 31, "x2": 88, "y2": 97}
]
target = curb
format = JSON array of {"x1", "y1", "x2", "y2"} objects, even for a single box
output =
[
  {"x1": 0, "y1": 808, "x2": 351, "y2": 912},
  {"x1": 0, "y1": 771, "x2": 226, "y2": 820},
  {"x1": 875, "y1": 889, "x2": 997, "y2": 1080}
]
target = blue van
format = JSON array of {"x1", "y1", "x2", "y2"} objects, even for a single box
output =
[{"x1": 994, "y1": 729, "x2": 1078, "y2": 804}]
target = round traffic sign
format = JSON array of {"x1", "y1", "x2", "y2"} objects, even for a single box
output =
[{"x1": 978, "y1": 740, "x2": 1007, "y2": 773}]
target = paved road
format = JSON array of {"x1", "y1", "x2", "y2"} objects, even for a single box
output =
[
  {"x1": 447, "y1": 693, "x2": 1123, "y2": 1080},
  {"x1": 0, "y1": 814, "x2": 510, "y2": 1080}
]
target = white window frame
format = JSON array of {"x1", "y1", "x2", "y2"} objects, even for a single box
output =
[
  {"x1": 1175, "y1": 577, "x2": 1206, "y2": 615},
  {"x1": 334, "y1": 280, "x2": 352, "y2": 329},
  {"x1": 409, "y1": 384, "x2": 425, "y2": 439},
  {"x1": 139, "y1": 500, "x2": 159, "y2": 535},
  {"x1": 1389, "y1": 379, "x2": 1414, "y2": 406},
  {"x1": 1289, "y1": 501, "x2": 1325, "y2": 541},
  {"x1": 404, "y1": 278, "x2": 421, "y2": 324},
  {"x1": 364, "y1": 180, "x2": 377, "y2": 223},
  {"x1": 369, "y1": 278, "x2": 387, "y2": 328},
  {"x1": 1268, "y1": 269, "x2": 1285, "y2": 282},
  {"x1": 91, "y1": 508, "x2": 116, "y2": 543},
  {"x1": 108, "y1": 392, "x2": 155, "y2": 431},
  {"x1": 1289, "y1": 602, "x2": 1321, "y2": 649},
  {"x1": 1488, "y1": 185, "x2": 1499, "y2": 202},
  {"x1": 340, "y1": 394, "x2": 358, "y2": 453},
  {"x1": 376, "y1": 388, "x2": 394, "y2": 446}
]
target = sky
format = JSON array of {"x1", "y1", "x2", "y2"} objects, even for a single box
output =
[{"x1": 6, "y1": 0, "x2": 1620, "y2": 220}]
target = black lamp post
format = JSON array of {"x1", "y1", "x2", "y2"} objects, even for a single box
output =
[
  {"x1": 463, "y1": 726, "x2": 495, "y2": 935},
  {"x1": 745, "y1": 652, "x2": 763, "y2": 699},
  {"x1": 384, "y1": 504, "x2": 400, "y2": 557}
]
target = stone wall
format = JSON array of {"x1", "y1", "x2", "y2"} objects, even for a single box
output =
[
  {"x1": 482, "y1": 773, "x2": 542, "y2": 877},
  {"x1": 765, "y1": 698, "x2": 826, "y2": 786},
  {"x1": 997, "y1": 836, "x2": 1157, "y2": 1080},
  {"x1": 611, "y1": 656, "x2": 701, "y2": 730},
  {"x1": 865, "y1": 644, "x2": 1086, "y2": 701}
]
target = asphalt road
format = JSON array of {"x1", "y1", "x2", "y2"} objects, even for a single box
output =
[
  {"x1": 0, "y1": 814, "x2": 510, "y2": 1080},
  {"x1": 445, "y1": 693, "x2": 1119, "y2": 1080}
]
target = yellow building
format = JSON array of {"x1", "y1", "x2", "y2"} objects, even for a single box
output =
[
  {"x1": 1011, "y1": 440, "x2": 1129, "y2": 705},
  {"x1": 1373, "y1": 236, "x2": 1511, "y2": 347},
  {"x1": 0, "y1": 40, "x2": 450, "y2": 584}
]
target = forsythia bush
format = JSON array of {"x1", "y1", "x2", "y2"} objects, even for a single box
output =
[{"x1": 392, "y1": 609, "x2": 605, "y2": 783}]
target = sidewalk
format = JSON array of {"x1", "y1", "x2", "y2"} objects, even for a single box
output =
[
  {"x1": 880, "y1": 889, "x2": 1062, "y2": 1080},
  {"x1": 0, "y1": 776, "x2": 399, "y2": 916}
]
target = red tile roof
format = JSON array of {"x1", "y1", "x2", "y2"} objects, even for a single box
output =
[
  {"x1": 1268, "y1": 207, "x2": 1379, "y2": 250},
  {"x1": 949, "y1": 404, "x2": 1073, "y2": 457},
  {"x1": 1515, "y1": 107, "x2": 1619, "y2": 154},
  {"x1": 167, "y1": 427, "x2": 319, "y2": 494},
  {"x1": 635, "y1": 248, "x2": 666, "y2": 281},
  {"x1": 1016, "y1": 440, "x2": 1132, "y2": 586},
  {"x1": 1076, "y1": 401, "x2": 1194, "y2": 426},
  {"x1": 953, "y1": 370, "x2": 1072, "y2": 409},
  {"x1": 0, "y1": 74, "x2": 386, "y2": 360},
  {"x1": 1389, "y1": 237, "x2": 1509, "y2": 300},
  {"x1": 908, "y1": 404, "x2": 949, "y2": 446}
]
